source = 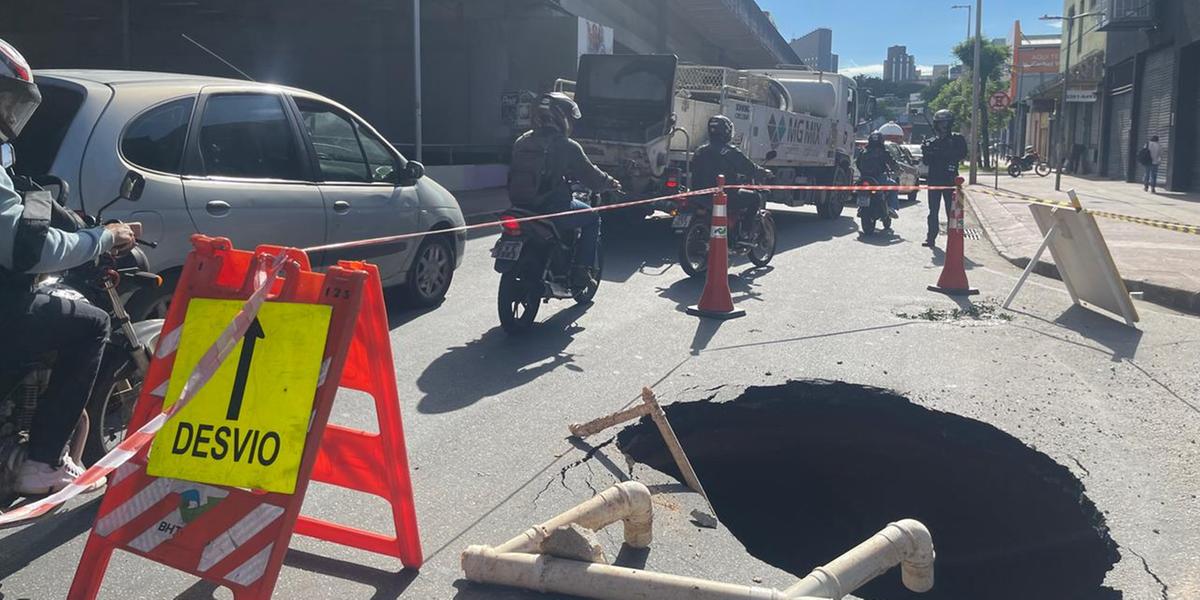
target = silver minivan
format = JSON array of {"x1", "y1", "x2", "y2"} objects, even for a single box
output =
[{"x1": 13, "y1": 70, "x2": 466, "y2": 318}]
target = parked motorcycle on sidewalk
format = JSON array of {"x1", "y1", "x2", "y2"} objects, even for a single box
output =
[
  {"x1": 1007, "y1": 150, "x2": 1052, "y2": 178},
  {"x1": 491, "y1": 187, "x2": 608, "y2": 335},
  {"x1": 856, "y1": 175, "x2": 892, "y2": 235},
  {"x1": 674, "y1": 174, "x2": 777, "y2": 279},
  {"x1": 1, "y1": 171, "x2": 164, "y2": 517}
]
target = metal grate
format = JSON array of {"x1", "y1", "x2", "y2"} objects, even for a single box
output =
[
  {"x1": 964, "y1": 228, "x2": 983, "y2": 240},
  {"x1": 676, "y1": 66, "x2": 773, "y2": 103}
]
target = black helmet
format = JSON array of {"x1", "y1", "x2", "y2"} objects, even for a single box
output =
[
  {"x1": 532, "y1": 92, "x2": 581, "y2": 135},
  {"x1": 707, "y1": 115, "x2": 734, "y2": 145},
  {"x1": 932, "y1": 109, "x2": 955, "y2": 137},
  {"x1": 0, "y1": 38, "x2": 40, "y2": 144},
  {"x1": 867, "y1": 132, "x2": 884, "y2": 148}
]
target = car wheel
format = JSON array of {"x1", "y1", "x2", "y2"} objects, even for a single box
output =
[{"x1": 403, "y1": 235, "x2": 455, "y2": 307}]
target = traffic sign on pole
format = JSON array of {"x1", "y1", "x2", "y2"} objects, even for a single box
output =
[{"x1": 989, "y1": 91, "x2": 1011, "y2": 112}]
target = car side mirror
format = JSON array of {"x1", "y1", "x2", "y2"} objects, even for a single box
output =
[
  {"x1": 119, "y1": 170, "x2": 145, "y2": 202},
  {"x1": 0, "y1": 143, "x2": 14, "y2": 169},
  {"x1": 402, "y1": 160, "x2": 425, "y2": 182},
  {"x1": 765, "y1": 150, "x2": 778, "y2": 161}
]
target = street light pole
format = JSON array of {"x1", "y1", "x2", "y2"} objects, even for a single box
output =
[
  {"x1": 413, "y1": 0, "x2": 423, "y2": 163},
  {"x1": 952, "y1": 4, "x2": 972, "y2": 41},
  {"x1": 1042, "y1": 11, "x2": 1100, "y2": 191},
  {"x1": 969, "y1": 0, "x2": 982, "y2": 184}
]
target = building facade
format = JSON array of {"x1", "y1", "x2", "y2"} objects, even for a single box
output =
[
  {"x1": 790, "y1": 28, "x2": 838, "y2": 72},
  {"x1": 1, "y1": 0, "x2": 799, "y2": 168},
  {"x1": 883, "y1": 45, "x2": 917, "y2": 82},
  {"x1": 1100, "y1": 0, "x2": 1200, "y2": 191},
  {"x1": 1008, "y1": 21, "x2": 1061, "y2": 158}
]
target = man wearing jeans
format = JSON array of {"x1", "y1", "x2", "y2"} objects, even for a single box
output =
[{"x1": 1144, "y1": 135, "x2": 1162, "y2": 193}]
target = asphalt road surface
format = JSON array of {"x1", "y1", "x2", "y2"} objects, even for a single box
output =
[{"x1": 3, "y1": 197, "x2": 1198, "y2": 599}]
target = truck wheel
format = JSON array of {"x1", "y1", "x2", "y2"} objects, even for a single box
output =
[{"x1": 816, "y1": 197, "x2": 832, "y2": 219}]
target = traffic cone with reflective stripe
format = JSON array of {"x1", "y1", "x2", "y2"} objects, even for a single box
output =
[
  {"x1": 688, "y1": 175, "x2": 746, "y2": 319},
  {"x1": 928, "y1": 178, "x2": 979, "y2": 296}
]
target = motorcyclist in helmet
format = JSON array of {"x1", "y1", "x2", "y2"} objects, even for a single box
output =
[
  {"x1": 0, "y1": 39, "x2": 134, "y2": 495},
  {"x1": 920, "y1": 109, "x2": 968, "y2": 247},
  {"x1": 507, "y1": 92, "x2": 619, "y2": 288},
  {"x1": 856, "y1": 132, "x2": 900, "y2": 223},
  {"x1": 690, "y1": 115, "x2": 772, "y2": 231}
]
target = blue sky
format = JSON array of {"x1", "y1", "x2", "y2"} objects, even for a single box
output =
[{"x1": 757, "y1": 0, "x2": 1064, "y2": 76}]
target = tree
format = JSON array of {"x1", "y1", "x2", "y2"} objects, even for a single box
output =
[
  {"x1": 947, "y1": 38, "x2": 1012, "y2": 168},
  {"x1": 930, "y1": 77, "x2": 1012, "y2": 148},
  {"x1": 921, "y1": 76, "x2": 951, "y2": 103}
]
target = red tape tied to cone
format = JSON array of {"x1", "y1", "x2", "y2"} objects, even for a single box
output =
[{"x1": 0, "y1": 251, "x2": 290, "y2": 527}]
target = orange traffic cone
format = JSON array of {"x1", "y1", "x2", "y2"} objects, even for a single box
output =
[
  {"x1": 928, "y1": 178, "x2": 979, "y2": 296},
  {"x1": 688, "y1": 175, "x2": 746, "y2": 319}
]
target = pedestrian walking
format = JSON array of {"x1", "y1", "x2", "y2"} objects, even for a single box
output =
[{"x1": 1139, "y1": 135, "x2": 1163, "y2": 193}]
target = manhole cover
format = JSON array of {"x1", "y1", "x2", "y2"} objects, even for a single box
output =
[{"x1": 618, "y1": 380, "x2": 1119, "y2": 600}]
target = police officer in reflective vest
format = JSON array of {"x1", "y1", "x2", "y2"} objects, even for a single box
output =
[
  {"x1": 0, "y1": 38, "x2": 135, "y2": 494},
  {"x1": 920, "y1": 110, "x2": 968, "y2": 247}
]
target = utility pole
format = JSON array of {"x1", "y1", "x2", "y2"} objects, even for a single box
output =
[
  {"x1": 1042, "y1": 11, "x2": 1100, "y2": 191},
  {"x1": 969, "y1": 0, "x2": 982, "y2": 184},
  {"x1": 413, "y1": 0, "x2": 423, "y2": 163}
]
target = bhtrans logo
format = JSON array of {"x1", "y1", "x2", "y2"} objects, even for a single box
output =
[{"x1": 767, "y1": 114, "x2": 823, "y2": 146}]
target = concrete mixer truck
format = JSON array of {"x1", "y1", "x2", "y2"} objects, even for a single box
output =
[{"x1": 567, "y1": 54, "x2": 867, "y2": 222}]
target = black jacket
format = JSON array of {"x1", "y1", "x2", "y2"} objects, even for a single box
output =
[
  {"x1": 921, "y1": 133, "x2": 968, "y2": 185},
  {"x1": 855, "y1": 145, "x2": 898, "y2": 180},
  {"x1": 508, "y1": 128, "x2": 617, "y2": 211},
  {"x1": 690, "y1": 142, "x2": 768, "y2": 191}
]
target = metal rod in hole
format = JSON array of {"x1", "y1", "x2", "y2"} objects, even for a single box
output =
[
  {"x1": 569, "y1": 404, "x2": 652, "y2": 439},
  {"x1": 641, "y1": 388, "x2": 710, "y2": 504}
]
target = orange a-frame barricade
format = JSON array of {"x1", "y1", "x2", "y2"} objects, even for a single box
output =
[{"x1": 68, "y1": 235, "x2": 421, "y2": 600}]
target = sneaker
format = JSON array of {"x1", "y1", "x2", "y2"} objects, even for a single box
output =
[
  {"x1": 888, "y1": 209, "x2": 899, "y2": 219},
  {"x1": 15, "y1": 457, "x2": 106, "y2": 496}
]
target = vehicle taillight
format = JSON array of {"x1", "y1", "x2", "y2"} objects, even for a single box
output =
[
  {"x1": 665, "y1": 176, "x2": 679, "y2": 189},
  {"x1": 501, "y1": 215, "x2": 521, "y2": 236}
]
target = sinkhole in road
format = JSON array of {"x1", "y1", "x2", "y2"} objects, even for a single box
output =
[{"x1": 616, "y1": 380, "x2": 1120, "y2": 600}]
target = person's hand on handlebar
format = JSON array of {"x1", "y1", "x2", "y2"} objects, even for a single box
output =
[{"x1": 105, "y1": 222, "x2": 137, "y2": 254}]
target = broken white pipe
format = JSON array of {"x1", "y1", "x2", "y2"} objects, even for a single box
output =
[
  {"x1": 494, "y1": 480, "x2": 653, "y2": 554},
  {"x1": 462, "y1": 548, "x2": 810, "y2": 600},
  {"x1": 784, "y1": 519, "x2": 935, "y2": 598}
]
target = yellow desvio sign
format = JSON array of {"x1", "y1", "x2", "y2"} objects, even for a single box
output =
[{"x1": 148, "y1": 299, "x2": 332, "y2": 494}]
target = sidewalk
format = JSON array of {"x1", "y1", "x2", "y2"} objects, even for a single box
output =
[{"x1": 965, "y1": 173, "x2": 1200, "y2": 315}]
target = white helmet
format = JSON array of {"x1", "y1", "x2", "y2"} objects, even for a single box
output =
[
  {"x1": 876, "y1": 121, "x2": 905, "y2": 142},
  {"x1": 0, "y1": 38, "x2": 40, "y2": 144}
]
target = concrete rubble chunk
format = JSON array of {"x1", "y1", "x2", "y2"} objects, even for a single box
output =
[{"x1": 540, "y1": 524, "x2": 606, "y2": 563}]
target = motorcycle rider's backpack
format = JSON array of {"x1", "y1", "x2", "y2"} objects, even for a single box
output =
[
  {"x1": 508, "y1": 136, "x2": 556, "y2": 209},
  {"x1": 1137, "y1": 145, "x2": 1152, "y2": 166}
]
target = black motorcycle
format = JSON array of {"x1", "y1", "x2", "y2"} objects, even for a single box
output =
[
  {"x1": 674, "y1": 180, "x2": 776, "y2": 278},
  {"x1": 492, "y1": 188, "x2": 605, "y2": 335},
  {"x1": 1007, "y1": 152, "x2": 1051, "y2": 177},
  {"x1": 855, "y1": 175, "x2": 892, "y2": 235},
  {"x1": 1, "y1": 171, "x2": 163, "y2": 516}
]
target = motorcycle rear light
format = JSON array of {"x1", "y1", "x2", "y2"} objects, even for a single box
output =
[
  {"x1": 666, "y1": 177, "x2": 679, "y2": 189},
  {"x1": 500, "y1": 216, "x2": 521, "y2": 235}
]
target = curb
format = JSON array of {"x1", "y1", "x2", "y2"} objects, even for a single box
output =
[{"x1": 964, "y1": 189, "x2": 1200, "y2": 316}]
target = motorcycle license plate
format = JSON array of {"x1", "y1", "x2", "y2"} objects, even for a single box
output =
[
  {"x1": 856, "y1": 194, "x2": 872, "y2": 208},
  {"x1": 672, "y1": 214, "x2": 691, "y2": 229},
  {"x1": 492, "y1": 240, "x2": 523, "y2": 261}
]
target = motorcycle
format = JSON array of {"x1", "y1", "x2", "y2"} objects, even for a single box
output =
[
  {"x1": 855, "y1": 175, "x2": 892, "y2": 235},
  {"x1": 1007, "y1": 152, "x2": 1051, "y2": 178},
  {"x1": 1, "y1": 169, "x2": 163, "y2": 519},
  {"x1": 674, "y1": 177, "x2": 777, "y2": 279},
  {"x1": 491, "y1": 187, "x2": 606, "y2": 335}
]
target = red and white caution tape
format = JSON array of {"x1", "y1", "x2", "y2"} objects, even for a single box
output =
[
  {"x1": 0, "y1": 251, "x2": 289, "y2": 527},
  {"x1": 303, "y1": 183, "x2": 958, "y2": 255}
]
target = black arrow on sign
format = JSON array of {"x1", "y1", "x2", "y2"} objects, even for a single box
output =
[{"x1": 226, "y1": 317, "x2": 265, "y2": 421}]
